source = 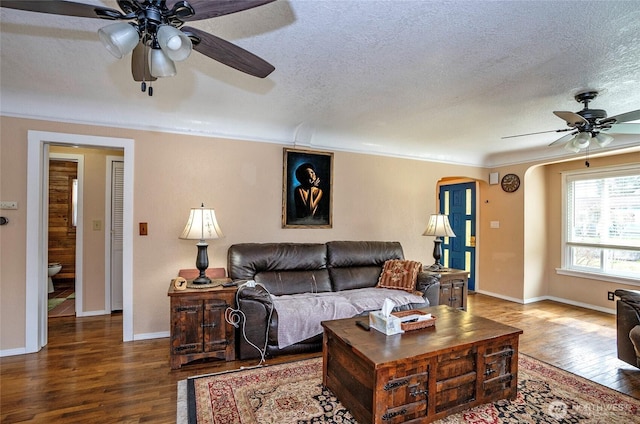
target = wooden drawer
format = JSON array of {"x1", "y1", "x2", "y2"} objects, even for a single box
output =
[{"x1": 435, "y1": 347, "x2": 477, "y2": 412}]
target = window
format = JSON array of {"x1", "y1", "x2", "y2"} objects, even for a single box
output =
[{"x1": 563, "y1": 165, "x2": 640, "y2": 281}]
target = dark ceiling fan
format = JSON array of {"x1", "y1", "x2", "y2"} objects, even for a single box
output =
[
  {"x1": 503, "y1": 90, "x2": 640, "y2": 153},
  {"x1": 1, "y1": 0, "x2": 276, "y2": 95}
]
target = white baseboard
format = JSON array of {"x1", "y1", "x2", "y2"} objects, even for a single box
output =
[
  {"x1": 476, "y1": 290, "x2": 616, "y2": 315},
  {"x1": 0, "y1": 347, "x2": 27, "y2": 357},
  {"x1": 76, "y1": 310, "x2": 109, "y2": 317},
  {"x1": 475, "y1": 289, "x2": 524, "y2": 304},
  {"x1": 134, "y1": 331, "x2": 169, "y2": 341}
]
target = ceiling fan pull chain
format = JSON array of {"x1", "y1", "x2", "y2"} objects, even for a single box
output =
[{"x1": 585, "y1": 145, "x2": 590, "y2": 168}]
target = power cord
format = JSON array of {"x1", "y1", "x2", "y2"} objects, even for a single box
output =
[{"x1": 225, "y1": 280, "x2": 274, "y2": 369}]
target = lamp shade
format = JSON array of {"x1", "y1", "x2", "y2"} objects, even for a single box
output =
[
  {"x1": 98, "y1": 22, "x2": 140, "y2": 59},
  {"x1": 179, "y1": 205, "x2": 224, "y2": 241},
  {"x1": 149, "y1": 47, "x2": 176, "y2": 77},
  {"x1": 594, "y1": 132, "x2": 614, "y2": 147},
  {"x1": 422, "y1": 214, "x2": 456, "y2": 237},
  {"x1": 574, "y1": 132, "x2": 591, "y2": 149},
  {"x1": 157, "y1": 25, "x2": 192, "y2": 61},
  {"x1": 564, "y1": 138, "x2": 581, "y2": 153}
]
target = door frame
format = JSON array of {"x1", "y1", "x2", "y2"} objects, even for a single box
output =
[{"x1": 26, "y1": 131, "x2": 135, "y2": 353}]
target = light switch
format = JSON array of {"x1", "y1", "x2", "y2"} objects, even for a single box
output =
[
  {"x1": 92, "y1": 220, "x2": 102, "y2": 231},
  {"x1": 0, "y1": 201, "x2": 18, "y2": 210},
  {"x1": 490, "y1": 221, "x2": 500, "y2": 229},
  {"x1": 139, "y1": 222, "x2": 148, "y2": 236}
]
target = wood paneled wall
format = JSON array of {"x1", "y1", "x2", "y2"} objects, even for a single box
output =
[{"x1": 48, "y1": 160, "x2": 77, "y2": 280}]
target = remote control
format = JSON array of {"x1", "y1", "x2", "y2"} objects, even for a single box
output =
[{"x1": 356, "y1": 320, "x2": 370, "y2": 331}]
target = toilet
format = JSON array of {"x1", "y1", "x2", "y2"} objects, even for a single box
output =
[{"x1": 48, "y1": 263, "x2": 62, "y2": 294}]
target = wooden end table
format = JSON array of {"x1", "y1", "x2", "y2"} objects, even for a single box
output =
[
  {"x1": 322, "y1": 305, "x2": 522, "y2": 424},
  {"x1": 167, "y1": 282, "x2": 236, "y2": 369}
]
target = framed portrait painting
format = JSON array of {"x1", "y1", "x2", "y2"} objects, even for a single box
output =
[{"x1": 282, "y1": 148, "x2": 333, "y2": 228}]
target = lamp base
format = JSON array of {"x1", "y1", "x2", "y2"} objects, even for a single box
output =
[
  {"x1": 192, "y1": 275, "x2": 212, "y2": 285},
  {"x1": 191, "y1": 242, "x2": 211, "y2": 285},
  {"x1": 427, "y1": 262, "x2": 446, "y2": 271}
]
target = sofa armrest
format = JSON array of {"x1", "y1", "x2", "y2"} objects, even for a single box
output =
[
  {"x1": 236, "y1": 285, "x2": 274, "y2": 360},
  {"x1": 417, "y1": 272, "x2": 440, "y2": 306}
]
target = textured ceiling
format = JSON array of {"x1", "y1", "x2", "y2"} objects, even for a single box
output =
[{"x1": 1, "y1": 0, "x2": 639, "y2": 166}]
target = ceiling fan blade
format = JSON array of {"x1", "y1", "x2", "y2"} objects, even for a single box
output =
[
  {"x1": 501, "y1": 128, "x2": 573, "y2": 139},
  {"x1": 0, "y1": 1, "x2": 124, "y2": 19},
  {"x1": 602, "y1": 109, "x2": 640, "y2": 125},
  {"x1": 548, "y1": 132, "x2": 577, "y2": 147},
  {"x1": 131, "y1": 43, "x2": 157, "y2": 82},
  {"x1": 601, "y1": 123, "x2": 640, "y2": 135},
  {"x1": 169, "y1": 0, "x2": 275, "y2": 21},
  {"x1": 553, "y1": 111, "x2": 588, "y2": 127},
  {"x1": 182, "y1": 26, "x2": 274, "y2": 78}
]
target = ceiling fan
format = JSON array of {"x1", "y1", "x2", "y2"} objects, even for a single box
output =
[
  {"x1": 503, "y1": 90, "x2": 640, "y2": 153},
  {"x1": 1, "y1": 0, "x2": 276, "y2": 95}
]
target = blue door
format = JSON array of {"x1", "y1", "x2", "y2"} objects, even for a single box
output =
[{"x1": 439, "y1": 182, "x2": 476, "y2": 290}]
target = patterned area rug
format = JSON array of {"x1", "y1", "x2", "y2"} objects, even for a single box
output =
[{"x1": 185, "y1": 355, "x2": 640, "y2": 423}]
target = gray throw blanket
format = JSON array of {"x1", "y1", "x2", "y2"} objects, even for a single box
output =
[{"x1": 271, "y1": 287, "x2": 426, "y2": 348}]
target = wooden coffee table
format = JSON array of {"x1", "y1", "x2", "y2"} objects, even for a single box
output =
[{"x1": 322, "y1": 305, "x2": 523, "y2": 424}]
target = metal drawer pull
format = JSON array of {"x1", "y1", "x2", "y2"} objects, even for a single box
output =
[
  {"x1": 410, "y1": 388, "x2": 429, "y2": 397},
  {"x1": 484, "y1": 348, "x2": 514, "y2": 359},
  {"x1": 175, "y1": 306, "x2": 200, "y2": 312},
  {"x1": 174, "y1": 344, "x2": 197, "y2": 352},
  {"x1": 384, "y1": 379, "x2": 408, "y2": 391},
  {"x1": 201, "y1": 322, "x2": 217, "y2": 328},
  {"x1": 382, "y1": 408, "x2": 407, "y2": 420},
  {"x1": 484, "y1": 368, "x2": 496, "y2": 376}
]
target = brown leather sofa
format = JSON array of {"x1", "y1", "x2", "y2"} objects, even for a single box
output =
[
  {"x1": 614, "y1": 289, "x2": 640, "y2": 368},
  {"x1": 228, "y1": 241, "x2": 440, "y2": 359}
]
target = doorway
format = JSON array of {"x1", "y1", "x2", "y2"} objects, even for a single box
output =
[
  {"x1": 439, "y1": 182, "x2": 477, "y2": 290},
  {"x1": 25, "y1": 131, "x2": 134, "y2": 353},
  {"x1": 47, "y1": 155, "x2": 80, "y2": 318}
]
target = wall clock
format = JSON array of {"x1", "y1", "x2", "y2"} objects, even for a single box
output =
[{"x1": 501, "y1": 173, "x2": 520, "y2": 193}]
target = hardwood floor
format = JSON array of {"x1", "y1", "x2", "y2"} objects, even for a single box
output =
[{"x1": 1, "y1": 294, "x2": 639, "y2": 423}]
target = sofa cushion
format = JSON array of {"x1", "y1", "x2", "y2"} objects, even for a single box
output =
[
  {"x1": 272, "y1": 287, "x2": 426, "y2": 348},
  {"x1": 327, "y1": 241, "x2": 404, "y2": 291},
  {"x1": 377, "y1": 260, "x2": 422, "y2": 293},
  {"x1": 227, "y1": 243, "x2": 332, "y2": 295}
]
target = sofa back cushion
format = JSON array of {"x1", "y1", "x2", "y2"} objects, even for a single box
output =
[
  {"x1": 326, "y1": 241, "x2": 404, "y2": 291},
  {"x1": 227, "y1": 243, "x2": 331, "y2": 296}
]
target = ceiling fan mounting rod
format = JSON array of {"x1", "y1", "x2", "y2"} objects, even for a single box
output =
[{"x1": 575, "y1": 90, "x2": 598, "y2": 108}]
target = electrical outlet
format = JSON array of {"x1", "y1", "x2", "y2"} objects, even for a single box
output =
[{"x1": 608, "y1": 291, "x2": 615, "y2": 301}]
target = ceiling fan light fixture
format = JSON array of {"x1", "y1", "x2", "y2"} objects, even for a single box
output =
[
  {"x1": 157, "y1": 25, "x2": 192, "y2": 61},
  {"x1": 98, "y1": 22, "x2": 139, "y2": 59},
  {"x1": 564, "y1": 139, "x2": 581, "y2": 153},
  {"x1": 573, "y1": 132, "x2": 591, "y2": 149},
  {"x1": 594, "y1": 132, "x2": 614, "y2": 148},
  {"x1": 149, "y1": 47, "x2": 176, "y2": 78}
]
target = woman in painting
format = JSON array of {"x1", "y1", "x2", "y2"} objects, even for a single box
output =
[{"x1": 294, "y1": 163, "x2": 323, "y2": 218}]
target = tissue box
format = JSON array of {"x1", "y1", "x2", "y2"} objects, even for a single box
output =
[{"x1": 369, "y1": 310, "x2": 404, "y2": 335}]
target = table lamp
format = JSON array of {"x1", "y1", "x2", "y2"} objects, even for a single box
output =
[
  {"x1": 179, "y1": 203, "x2": 224, "y2": 284},
  {"x1": 422, "y1": 214, "x2": 456, "y2": 270}
]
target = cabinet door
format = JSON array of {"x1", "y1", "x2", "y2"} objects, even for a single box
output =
[
  {"x1": 480, "y1": 338, "x2": 517, "y2": 400},
  {"x1": 439, "y1": 282, "x2": 452, "y2": 307},
  {"x1": 203, "y1": 298, "x2": 232, "y2": 353},
  {"x1": 450, "y1": 281, "x2": 464, "y2": 310},
  {"x1": 171, "y1": 299, "x2": 203, "y2": 355}
]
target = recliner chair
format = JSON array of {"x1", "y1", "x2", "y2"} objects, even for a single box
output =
[{"x1": 614, "y1": 289, "x2": 640, "y2": 368}]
